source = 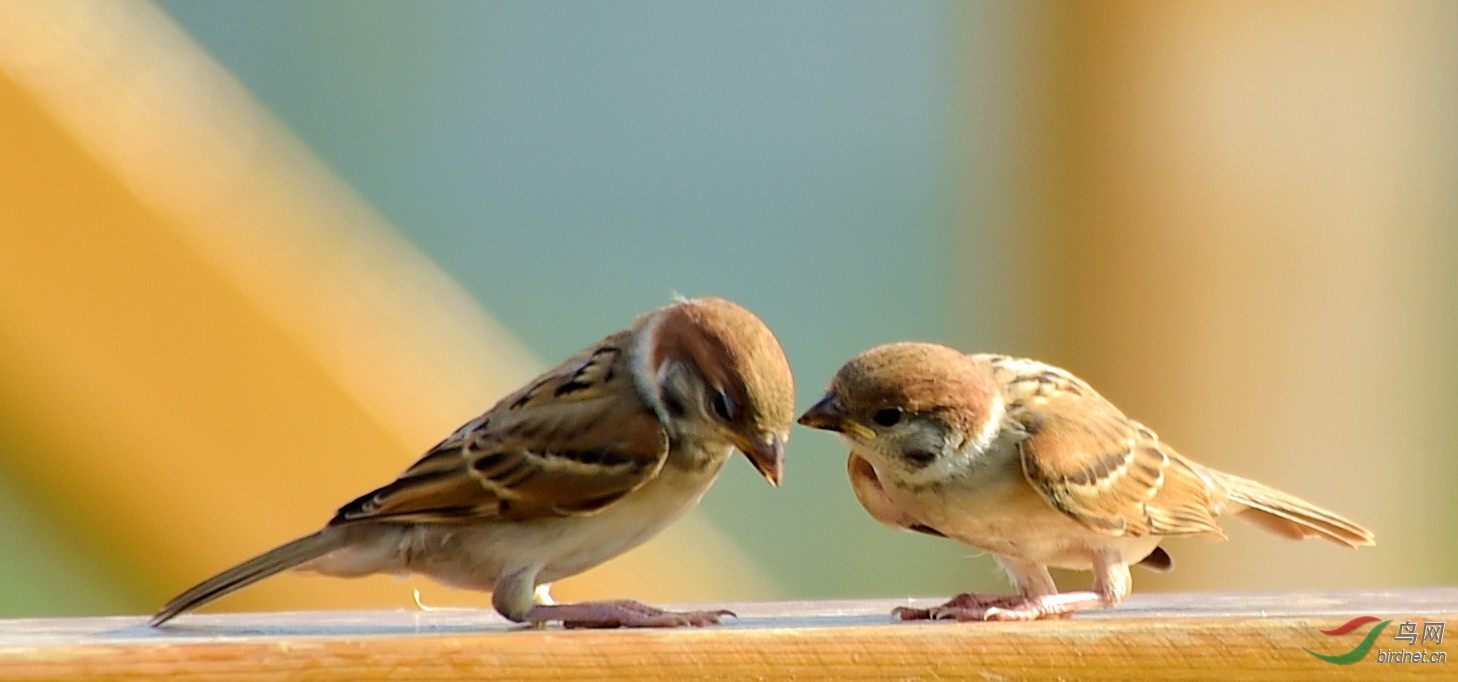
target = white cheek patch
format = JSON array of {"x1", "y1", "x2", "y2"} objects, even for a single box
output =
[
  {"x1": 897, "y1": 394, "x2": 1007, "y2": 488},
  {"x1": 654, "y1": 359, "x2": 675, "y2": 390},
  {"x1": 891, "y1": 434, "x2": 964, "y2": 488},
  {"x1": 630, "y1": 320, "x2": 668, "y2": 420},
  {"x1": 970, "y1": 393, "x2": 1006, "y2": 455}
]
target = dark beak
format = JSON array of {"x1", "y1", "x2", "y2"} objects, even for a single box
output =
[
  {"x1": 735, "y1": 432, "x2": 785, "y2": 487},
  {"x1": 798, "y1": 394, "x2": 876, "y2": 439}
]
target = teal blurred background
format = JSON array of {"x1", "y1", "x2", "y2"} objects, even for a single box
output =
[
  {"x1": 1, "y1": 0, "x2": 1454, "y2": 616},
  {"x1": 153, "y1": 0, "x2": 967, "y2": 600}
]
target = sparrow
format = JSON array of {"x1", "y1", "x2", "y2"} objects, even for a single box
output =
[
  {"x1": 798, "y1": 342, "x2": 1375, "y2": 622},
  {"x1": 150, "y1": 296, "x2": 795, "y2": 629}
]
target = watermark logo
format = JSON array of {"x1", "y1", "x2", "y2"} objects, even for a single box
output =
[
  {"x1": 1306, "y1": 616, "x2": 1447, "y2": 665},
  {"x1": 1305, "y1": 616, "x2": 1390, "y2": 664}
]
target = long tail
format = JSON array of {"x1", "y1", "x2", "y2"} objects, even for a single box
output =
[
  {"x1": 1212, "y1": 471, "x2": 1375, "y2": 548},
  {"x1": 150, "y1": 530, "x2": 348, "y2": 627}
]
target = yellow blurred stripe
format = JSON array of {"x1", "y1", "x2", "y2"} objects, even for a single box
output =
[
  {"x1": 0, "y1": 0, "x2": 772, "y2": 614},
  {"x1": 948, "y1": 0, "x2": 1456, "y2": 591}
]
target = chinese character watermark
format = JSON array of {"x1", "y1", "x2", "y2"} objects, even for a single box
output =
[
  {"x1": 1373, "y1": 619, "x2": 1449, "y2": 665},
  {"x1": 1306, "y1": 616, "x2": 1450, "y2": 665},
  {"x1": 1395, "y1": 620, "x2": 1418, "y2": 645}
]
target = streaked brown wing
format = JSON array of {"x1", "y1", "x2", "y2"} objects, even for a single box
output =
[
  {"x1": 991, "y1": 357, "x2": 1224, "y2": 539},
  {"x1": 331, "y1": 330, "x2": 670, "y2": 525}
]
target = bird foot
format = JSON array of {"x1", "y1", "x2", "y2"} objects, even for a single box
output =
[
  {"x1": 895, "y1": 592, "x2": 1086, "y2": 622},
  {"x1": 525, "y1": 600, "x2": 735, "y2": 629},
  {"x1": 980, "y1": 592, "x2": 1096, "y2": 621},
  {"x1": 893, "y1": 592, "x2": 1029, "y2": 621}
]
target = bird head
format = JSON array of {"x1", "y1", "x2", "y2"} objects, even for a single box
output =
[
  {"x1": 640, "y1": 297, "x2": 794, "y2": 486},
  {"x1": 798, "y1": 342, "x2": 1001, "y2": 477}
]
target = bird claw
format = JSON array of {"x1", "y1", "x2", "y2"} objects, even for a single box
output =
[
  {"x1": 538, "y1": 600, "x2": 735, "y2": 629},
  {"x1": 980, "y1": 605, "x2": 1034, "y2": 621},
  {"x1": 981, "y1": 600, "x2": 1078, "y2": 621},
  {"x1": 893, "y1": 592, "x2": 1081, "y2": 622},
  {"x1": 893, "y1": 592, "x2": 1028, "y2": 622}
]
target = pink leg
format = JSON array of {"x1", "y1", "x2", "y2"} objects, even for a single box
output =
[
  {"x1": 981, "y1": 592, "x2": 1105, "y2": 621},
  {"x1": 524, "y1": 600, "x2": 735, "y2": 629},
  {"x1": 982, "y1": 551, "x2": 1131, "y2": 621},
  {"x1": 895, "y1": 556, "x2": 1063, "y2": 622},
  {"x1": 893, "y1": 592, "x2": 1029, "y2": 621}
]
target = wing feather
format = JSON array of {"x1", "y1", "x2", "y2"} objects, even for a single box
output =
[
  {"x1": 332, "y1": 331, "x2": 669, "y2": 525},
  {"x1": 987, "y1": 357, "x2": 1224, "y2": 539}
]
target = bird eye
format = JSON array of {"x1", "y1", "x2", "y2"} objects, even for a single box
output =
[
  {"x1": 710, "y1": 390, "x2": 736, "y2": 421},
  {"x1": 872, "y1": 407, "x2": 903, "y2": 427}
]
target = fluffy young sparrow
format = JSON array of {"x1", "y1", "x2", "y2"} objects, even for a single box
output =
[
  {"x1": 799, "y1": 342, "x2": 1374, "y2": 622},
  {"x1": 151, "y1": 296, "x2": 794, "y2": 629}
]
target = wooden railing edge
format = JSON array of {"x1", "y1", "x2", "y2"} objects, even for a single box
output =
[{"x1": 1, "y1": 588, "x2": 1453, "y2": 681}]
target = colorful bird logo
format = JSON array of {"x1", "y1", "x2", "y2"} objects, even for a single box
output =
[{"x1": 1305, "y1": 616, "x2": 1391, "y2": 665}]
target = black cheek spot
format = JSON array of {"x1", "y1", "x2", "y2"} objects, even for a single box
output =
[
  {"x1": 904, "y1": 450, "x2": 937, "y2": 468},
  {"x1": 663, "y1": 394, "x2": 687, "y2": 418}
]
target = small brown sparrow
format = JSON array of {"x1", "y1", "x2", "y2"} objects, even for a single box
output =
[
  {"x1": 798, "y1": 342, "x2": 1374, "y2": 621},
  {"x1": 151, "y1": 296, "x2": 794, "y2": 629}
]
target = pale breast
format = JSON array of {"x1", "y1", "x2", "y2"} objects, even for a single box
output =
[
  {"x1": 533, "y1": 453, "x2": 730, "y2": 582},
  {"x1": 884, "y1": 449, "x2": 1160, "y2": 571}
]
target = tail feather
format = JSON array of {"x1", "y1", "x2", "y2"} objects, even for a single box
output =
[
  {"x1": 1215, "y1": 472, "x2": 1375, "y2": 548},
  {"x1": 149, "y1": 530, "x2": 348, "y2": 627}
]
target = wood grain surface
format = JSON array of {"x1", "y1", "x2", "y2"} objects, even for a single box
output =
[{"x1": 1, "y1": 589, "x2": 1454, "y2": 681}]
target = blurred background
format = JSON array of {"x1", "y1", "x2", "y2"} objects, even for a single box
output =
[{"x1": 0, "y1": 0, "x2": 1453, "y2": 618}]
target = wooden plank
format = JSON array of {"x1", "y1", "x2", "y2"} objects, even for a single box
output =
[{"x1": 0, "y1": 589, "x2": 1453, "y2": 681}]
